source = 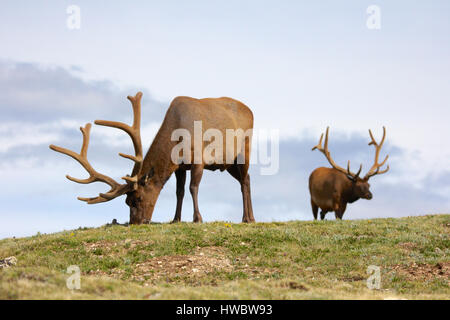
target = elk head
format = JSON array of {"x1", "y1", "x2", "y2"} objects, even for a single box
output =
[
  {"x1": 312, "y1": 126, "x2": 390, "y2": 201},
  {"x1": 49, "y1": 92, "x2": 157, "y2": 224}
]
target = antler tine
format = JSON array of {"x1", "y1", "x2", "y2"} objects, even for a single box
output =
[
  {"x1": 368, "y1": 126, "x2": 386, "y2": 147},
  {"x1": 312, "y1": 133, "x2": 324, "y2": 151},
  {"x1": 94, "y1": 92, "x2": 143, "y2": 179},
  {"x1": 312, "y1": 127, "x2": 362, "y2": 180},
  {"x1": 347, "y1": 160, "x2": 363, "y2": 179},
  {"x1": 364, "y1": 126, "x2": 390, "y2": 179},
  {"x1": 49, "y1": 123, "x2": 130, "y2": 204}
]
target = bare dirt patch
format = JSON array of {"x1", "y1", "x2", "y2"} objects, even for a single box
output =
[
  {"x1": 132, "y1": 246, "x2": 232, "y2": 282},
  {"x1": 389, "y1": 262, "x2": 450, "y2": 283},
  {"x1": 279, "y1": 281, "x2": 308, "y2": 291},
  {"x1": 340, "y1": 275, "x2": 366, "y2": 282},
  {"x1": 87, "y1": 246, "x2": 233, "y2": 284},
  {"x1": 83, "y1": 239, "x2": 155, "y2": 255},
  {"x1": 83, "y1": 241, "x2": 117, "y2": 252}
]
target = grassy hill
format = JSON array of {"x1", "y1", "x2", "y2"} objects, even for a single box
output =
[{"x1": 0, "y1": 215, "x2": 448, "y2": 300}]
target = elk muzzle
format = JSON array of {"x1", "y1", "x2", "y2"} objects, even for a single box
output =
[
  {"x1": 126, "y1": 193, "x2": 154, "y2": 224},
  {"x1": 126, "y1": 182, "x2": 162, "y2": 224}
]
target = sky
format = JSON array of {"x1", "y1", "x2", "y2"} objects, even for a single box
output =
[{"x1": 0, "y1": 1, "x2": 449, "y2": 239}]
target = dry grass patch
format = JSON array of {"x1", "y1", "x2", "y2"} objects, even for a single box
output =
[
  {"x1": 83, "y1": 239, "x2": 155, "y2": 252},
  {"x1": 396, "y1": 242, "x2": 419, "y2": 251}
]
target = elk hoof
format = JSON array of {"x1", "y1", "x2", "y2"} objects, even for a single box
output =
[{"x1": 193, "y1": 214, "x2": 203, "y2": 223}]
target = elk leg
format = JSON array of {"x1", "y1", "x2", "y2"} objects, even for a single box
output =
[
  {"x1": 242, "y1": 173, "x2": 255, "y2": 222},
  {"x1": 172, "y1": 169, "x2": 186, "y2": 223},
  {"x1": 335, "y1": 203, "x2": 347, "y2": 220},
  {"x1": 190, "y1": 164, "x2": 204, "y2": 223},
  {"x1": 226, "y1": 165, "x2": 247, "y2": 221},
  {"x1": 227, "y1": 164, "x2": 254, "y2": 223},
  {"x1": 311, "y1": 200, "x2": 319, "y2": 220},
  {"x1": 243, "y1": 141, "x2": 255, "y2": 223},
  {"x1": 320, "y1": 210, "x2": 327, "y2": 220},
  {"x1": 236, "y1": 138, "x2": 255, "y2": 223}
]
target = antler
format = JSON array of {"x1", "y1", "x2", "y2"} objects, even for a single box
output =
[
  {"x1": 49, "y1": 92, "x2": 144, "y2": 204},
  {"x1": 364, "y1": 126, "x2": 389, "y2": 180},
  {"x1": 49, "y1": 123, "x2": 129, "y2": 204},
  {"x1": 312, "y1": 127, "x2": 362, "y2": 180},
  {"x1": 94, "y1": 92, "x2": 143, "y2": 183}
]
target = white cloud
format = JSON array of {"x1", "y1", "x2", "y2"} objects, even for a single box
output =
[{"x1": 0, "y1": 125, "x2": 59, "y2": 153}]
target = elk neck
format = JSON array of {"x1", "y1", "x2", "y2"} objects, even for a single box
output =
[
  {"x1": 139, "y1": 123, "x2": 178, "y2": 189},
  {"x1": 345, "y1": 180, "x2": 361, "y2": 204}
]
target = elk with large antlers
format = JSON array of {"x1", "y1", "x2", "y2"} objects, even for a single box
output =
[
  {"x1": 309, "y1": 127, "x2": 389, "y2": 220},
  {"x1": 50, "y1": 92, "x2": 255, "y2": 224}
]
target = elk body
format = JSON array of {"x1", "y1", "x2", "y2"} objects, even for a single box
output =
[
  {"x1": 50, "y1": 92, "x2": 255, "y2": 224},
  {"x1": 309, "y1": 127, "x2": 389, "y2": 220}
]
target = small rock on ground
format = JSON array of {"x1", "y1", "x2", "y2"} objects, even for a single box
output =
[{"x1": 0, "y1": 256, "x2": 17, "y2": 269}]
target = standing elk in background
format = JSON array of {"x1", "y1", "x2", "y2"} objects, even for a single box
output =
[
  {"x1": 50, "y1": 92, "x2": 255, "y2": 224},
  {"x1": 309, "y1": 127, "x2": 389, "y2": 220}
]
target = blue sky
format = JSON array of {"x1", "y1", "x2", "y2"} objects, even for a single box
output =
[{"x1": 0, "y1": 1, "x2": 449, "y2": 239}]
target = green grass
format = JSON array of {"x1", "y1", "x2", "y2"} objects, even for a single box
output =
[{"x1": 0, "y1": 215, "x2": 448, "y2": 299}]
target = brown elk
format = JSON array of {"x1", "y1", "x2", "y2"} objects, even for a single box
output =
[
  {"x1": 50, "y1": 92, "x2": 255, "y2": 224},
  {"x1": 309, "y1": 127, "x2": 389, "y2": 220}
]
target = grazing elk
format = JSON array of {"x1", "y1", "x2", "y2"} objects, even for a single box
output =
[
  {"x1": 50, "y1": 92, "x2": 255, "y2": 224},
  {"x1": 309, "y1": 127, "x2": 389, "y2": 220}
]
